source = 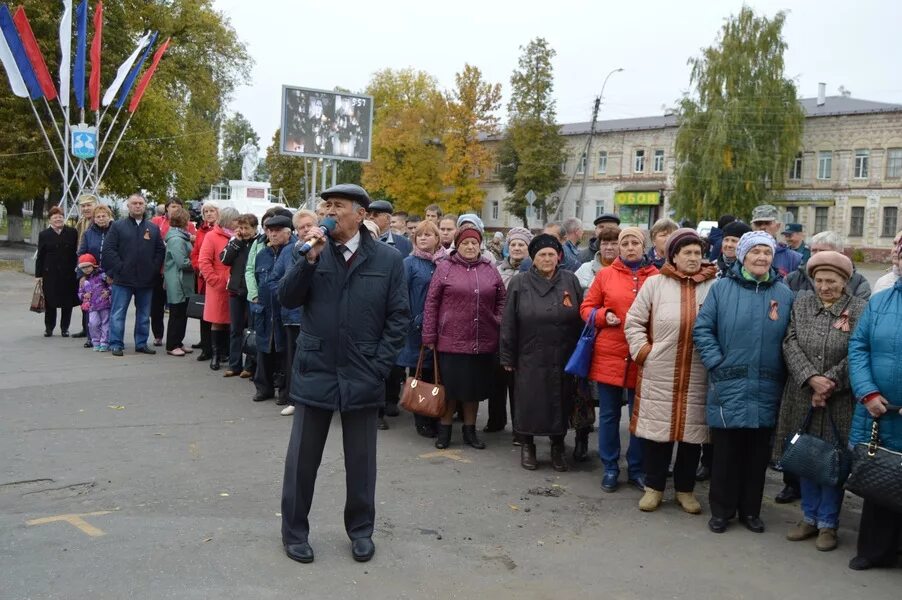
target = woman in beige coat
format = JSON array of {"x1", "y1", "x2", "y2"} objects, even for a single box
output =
[{"x1": 625, "y1": 229, "x2": 717, "y2": 514}]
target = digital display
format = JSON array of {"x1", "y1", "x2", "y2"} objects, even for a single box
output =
[{"x1": 280, "y1": 85, "x2": 373, "y2": 162}]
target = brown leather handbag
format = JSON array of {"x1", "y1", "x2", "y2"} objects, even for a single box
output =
[{"x1": 400, "y1": 346, "x2": 446, "y2": 418}]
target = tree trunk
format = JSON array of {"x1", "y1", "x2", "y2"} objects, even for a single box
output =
[{"x1": 7, "y1": 215, "x2": 24, "y2": 243}]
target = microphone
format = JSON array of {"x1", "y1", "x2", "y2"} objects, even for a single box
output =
[{"x1": 296, "y1": 217, "x2": 337, "y2": 255}]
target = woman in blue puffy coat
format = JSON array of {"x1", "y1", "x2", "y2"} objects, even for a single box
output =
[
  {"x1": 397, "y1": 220, "x2": 449, "y2": 438},
  {"x1": 847, "y1": 278, "x2": 902, "y2": 571},
  {"x1": 693, "y1": 231, "x2": 794, "y2": 535}
]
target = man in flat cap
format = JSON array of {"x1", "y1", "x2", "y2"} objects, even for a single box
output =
[
  {"x1": 368, "y1": 200, "x2": 412, "y2": 259},
  {"x1": 579, "y1": 212, "x2": 621, "y2": 263},
  {"x1": 751, "y1": 203, "x2": 801, "y2": 279},
  {"x1": 279, "y1": 183, "x2": 409, "y2": 565},
  {"x1": 782, "y1": 223, "x2": 810, "y2": 267}
]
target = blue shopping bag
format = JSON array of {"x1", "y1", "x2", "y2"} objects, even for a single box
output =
[{"x1": 565, "y1": 308, "x2": 598, "y2": 378}]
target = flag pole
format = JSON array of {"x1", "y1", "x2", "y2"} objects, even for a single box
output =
[
  {"x1": 88, "y1": 104, "x2": 121, "y2": 177},
  {"x1": 97, "y1": 112, "x2": 132, "y2": 185},
  {"x1": 27, "y1": 98, "x2": 67, "y2": 192}
]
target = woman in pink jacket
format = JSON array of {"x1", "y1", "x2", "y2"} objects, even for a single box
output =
[
  {"x1": 422, "y1": 227, "x2": 506, "y2": 450},
  {"x1": 198, "y1": 207, "x2": 239, "y2": 371}
]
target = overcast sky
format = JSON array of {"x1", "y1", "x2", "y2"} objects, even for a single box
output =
[{"x1": 214, "y1": 0, "x2": 902, "y2": 142}]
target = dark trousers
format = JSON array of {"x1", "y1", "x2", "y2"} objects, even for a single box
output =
[
  {"x1": 379, "y1": 365, "x2": 405, "y2": 418},
  {"x1": 166, "y1": 301, "x2": 188, "y2": 351},
  {"x1": 486, "y1": 359, "x2": 514, "y2": 428},
  {"x1": 281, "y1": 404, "x2": 378, "y2": 544},
  {"x1": 80, "y1": 309, "x2": 89, "y2": 334},
  {"x1": 283, "y1": 326, "x2": 300, "y2": 402},
  {"x1": 255, "y1": 349, "x2": 283, "y2": 396},
  {"x1": 44, "y1": 304, "x2": 73, "y2": 333},
  {"x1": 199, "y1": 319, "x2": 211, "y2": 354},
  {"x1": 150, "y1": 273, "x2": 165, "y2": 340},
  {"x1": 644, "y1": 440, "x2": 701, "y2": 493},
  {"x1": 709, "y1": 427, "x2": 773, "y2": 519},
  {"x1": 700, "y1": 443, "x2": 713, "y2": 469},
  {"x1": 228, "y1": 296, "x2": 251, "y2": 372},
  {"x1": 856, "y1": 498, "x2": 902, "y2": 563},
  {"x1": 783, "y1": 470, "x2": 800, "y2": 490}
]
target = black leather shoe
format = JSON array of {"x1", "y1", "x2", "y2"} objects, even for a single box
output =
[
  {"x1": 695, "y1": 464, "x2": 711, "y2": 482},
  {"x1": 197, "y1": 352, "x2": 212, "y2": 361},
  {"x1": 384, "y1": 403, "x2": 400, "y2": 417},
  {"x1": 135, "y1": 346, "x2": 157, "y2": 355},
  {"x1": 434, "y1": 424, "x2": 452, "y2": 449},
  {"x1": 191, "y1": 342, "x2": 203, "y2": 349},
  {"x1": 739, "y1": 515, "x2": 765, "y2": 533},
  {"x1": 482, "y1": 421, "x2": 506, "y2": 433},
  {"x1": 708, "y1": 517, "x2": 728, "y2": 534},
  {"x1": 572, "y1": 430, "x2": 589, "y2": 462},
  {"x1": 774, "y1": 484, "x2": 801, "y2": 504},
  {"x1": 275, "y1": 394, "x2": 288, "y2": 406},
  {"x1": 351, "y1": 538, "x2": 375, "y2": 562},
  {"x1": 72, "y1": 330, "x2": 87, "y2": 338},
  {"x1": 111, "y1": 348, "x2": 124, "y2": 356},
  {"x1": 377, "y1": 417, "x2": 389, "y2": 430},
  {"x1": 416, "y1": 424, "x2": 437, "y2": 438},
  {"x1": 285, "y1": 542, "x2": 314, "y2": 564},
  {"x1": 43, "y1": 330, "x2": 52, "y2": 337},
  {"x1": 60, "y1": 331, "x2": 69, "y2": 337},
  {"x1": 83, "y1": 341, "x2": 93, "y2": 348},
  {"x1": 252, "y1": 391, "x2": 274, "y2": 402}
]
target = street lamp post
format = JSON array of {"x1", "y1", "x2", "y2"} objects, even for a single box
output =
[{"x1": 575, "y1": 68, "x2": 624, "y2": 222}]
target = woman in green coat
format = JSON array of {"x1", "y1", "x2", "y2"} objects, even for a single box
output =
[{"x1": 163, "y1": 208, "x2": 195, "y2": 356}]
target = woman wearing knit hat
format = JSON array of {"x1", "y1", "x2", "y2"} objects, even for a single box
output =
[
  {"x1": 772, "y1": 250, "x2": 866, "y2": 551},
  {"x1": 625, "y1": 228, "x2": 718, "y2": 514},
  {"x1": 422, "y1": 227, "x2": 507, "y2": 450},
  {"x1": 580, "y1": 227, "x2": 659, "y2": 493},
  {"x1": 500, "y1": 234, "x2": 584, "y2": 472},
  {"x1": 693, "y1": 230, "x2": 794, "y2": 534}
]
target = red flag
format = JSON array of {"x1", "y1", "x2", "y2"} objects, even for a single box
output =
[
  {"x1": 128, "y1": 37, "x2": 170, "y2": 113},
  {"x1": 12, "y1": 6, "x2": 57, "y2": 101},
  {"x1": 88, "y1": 1, "x2": 103, "y2": 111}
]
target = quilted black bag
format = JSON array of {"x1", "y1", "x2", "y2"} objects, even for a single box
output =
[
  {"x1": 778, "y1": 407, "x2": 852, "y2": 487},
  {"x1": 845, "y1": 413, "x2": 902, "y2": 513}
]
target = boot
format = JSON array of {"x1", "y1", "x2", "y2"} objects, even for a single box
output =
[
  {"x1": 675, "y1": 491, "x2": 702, "y2": 515},
  {"x1": 786, "y1": 521, "x2": 818, "y2": 541},
  {"x1": 638, "y1": 489, "x2": 664, "y2": 512},
  {"x1": 572, "y1": 429, "x2": 589, "y2": 462},
  {"x1": 434, "y1": 424, "x2": 452, "y2": 449},
  {"x1": 815, "y1": 528, "x2": 838, "y2": 552},
  {"x1": 550, "y1": 443, "x2": 569, "y2": 472},
  {"x1": 520, "y1": 444, "x2": 538, "y2": 470},
  {"x1": 209, "y1": 330, "x2": 222, "y2": 371},
  {"x1": 461, "y1": 425, "x2": 485, "y2": 450}
]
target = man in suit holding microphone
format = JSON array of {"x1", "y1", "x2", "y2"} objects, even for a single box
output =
[{"x1": 279, "y1": 183, "x2": 409, "y2": 564}]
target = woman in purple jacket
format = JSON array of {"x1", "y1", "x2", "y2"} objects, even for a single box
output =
[{"x1": 423, "y1": 227, "x2": 506, "y2": 450}]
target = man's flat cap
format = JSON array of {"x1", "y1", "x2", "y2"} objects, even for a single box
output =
[
  {"x1": 368, "y1": 200, "x2": 394, "y2": 214},
  {"x1": 320, "y1": 183, "x2": 371, "y2": 209},
  {"x1": 593, "y1": 213, "x2": 620, "y2": 226}
]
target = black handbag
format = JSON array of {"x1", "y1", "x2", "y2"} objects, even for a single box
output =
[
  {"x1": 186, "y1": 293, "x2": 205, "y2": 320},
  {"x1": 241, "y1": 328, "x2": 257, "y2": 356},
  {"x1": 845, "y1": 412, "x2": 902, "y2": 513},
  {"x1": 778, "y1": 407, "x2": 852, "y2": 487}
]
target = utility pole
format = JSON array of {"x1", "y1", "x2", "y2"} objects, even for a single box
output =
[{"x1": 575, "y1": 97, "x2": 600, "y2": 221}]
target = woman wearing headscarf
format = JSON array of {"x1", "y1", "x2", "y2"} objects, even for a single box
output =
[
  {"x1": 396, "y1": 220, "x2": 449, "y2": 437},
  {"x1": 773, "y1": 251, "x2": 866, "y2": 551},
  {"x1": 422, "y1": 227, "x2": 506, "y2": 450},
  {"x1": 693, "y1": 231, "x2": 794, "y2": 534},
  {"x1": 580, "y1": 227, "x2": 659, "y2": 492},
  {"x1": 36, "y1": 206, "x2": 80, "y2": 337},
  {"x1": 500, "y1": 234, "x2": 584, "y2": 471},
  {"x1": 625, "y1": 229, "x2": 717, "y2": 513}
]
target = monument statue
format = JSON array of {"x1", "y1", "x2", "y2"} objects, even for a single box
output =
[{"x1": 239, "y1": 138, "x2": 259, "y2": 181}]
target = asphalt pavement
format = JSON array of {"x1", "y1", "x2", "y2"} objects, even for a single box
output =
[{"x1": 0, "y1": 269, "x2": 898, "y2": 600}]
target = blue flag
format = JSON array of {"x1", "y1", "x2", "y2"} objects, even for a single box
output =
[
  {"x1": 73, "y1": 0, "x2": 87, "y2": 109},
  {"x1": 115, "y1": 30, "x2": 156, "y2": 110},
  {"x1": 0, "y1": 4, "x2": 41, "y2": 99}
]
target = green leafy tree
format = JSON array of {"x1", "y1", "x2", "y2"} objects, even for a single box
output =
[
  {"x1": 501, "y1": 37, "x2": 566, "y2": 227},
  {"x1": 220, "y1": 112, "x2": 258, "y2": 181},
  {"x1": 442, "y1": 64, "x2": 502, "y2": 216},
  {"x1": 671, "y1": 6, "x2": 804, "y2": 221},
  {"x1": 362, "y1": 68, "x2": 446, "y2": 213}
]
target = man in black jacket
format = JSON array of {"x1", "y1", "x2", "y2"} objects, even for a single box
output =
[
  {"x1": 101, "y1": 194, "x2": 166, "y2": 357},
  {"x1": 278, "y1": 183, "x2": 409, "y2": 565}
]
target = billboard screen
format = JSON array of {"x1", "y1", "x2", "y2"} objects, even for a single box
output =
[{"x1": 280, "y1": 85, "x2": 373, "y2": 162}]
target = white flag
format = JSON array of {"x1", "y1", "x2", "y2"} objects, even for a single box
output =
[
  {"x1": 0, "y1": 26, "x2": 27, "y2": 98},
  {"x1": 59, "y1": 0, "x2": 72, "y2": 107},
  {"x1": 102, "y1": 31, "x2": 150, "y2": 107}
]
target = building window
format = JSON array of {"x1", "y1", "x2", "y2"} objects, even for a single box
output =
[
  {"x1": 854, "y1": 149, "x2": 869, "y2": 179},
  {"x1": 595, "y1": 200, "x2": 604, "y2": 218},
  {"x1": 785, "y1": 206, "x2": 799, "y2": 224},
  {"x1": 817, "y1": 151, "x2": 832, "y2": 180},
  {"x1": 789, "y1": 153, "x2": 802, "y2": 180},
  {"x1": 491, "y1": 200, "x2": 499, "y2": 221},
  {"x1": 653, "y1": 149, "x2": 665, "y2": 173},
  {"x1": 597, "y1": 151, "x2": 607, "y2": 174},
  {"x1": 883, "y1": 206, "x2": 898, "y2": 237},
  {"x1": 886, "y1": 149, "x2": 902, "y2": 179},
  {"x1": 849, "y1": 206, "x2": 865, "y2": 237},
  {"x1": 634, "y1": 149, "x2": 645, "y2": 173},
  {"x1": 576, "y1": 153, "x2": 586, "y2": 174},
  {"x1": 814, "y1": 207, "x2": 829, "y2": 233}
]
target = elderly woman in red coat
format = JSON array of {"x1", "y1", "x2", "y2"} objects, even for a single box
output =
[
  {"x1": 199, "y1": 207, "x2": 239, "y2": 370},
  {"x1": 580, "y1": 227, "x2": 659, "y2": 493}
]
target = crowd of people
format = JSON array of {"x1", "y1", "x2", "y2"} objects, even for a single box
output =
[{"x1": 34, "y1": 190, "x2": 902, "y2": 569}]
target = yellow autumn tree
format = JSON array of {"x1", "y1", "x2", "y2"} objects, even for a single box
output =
[
  {"x1": 362, "y1": 69, "x2": 446, "y2": 213},
  {"x1": 442, "y1": 64, "x2": 502, "y2": 216}
]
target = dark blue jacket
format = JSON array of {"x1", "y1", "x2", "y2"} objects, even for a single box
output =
[
  {"x1": 396, "y1": 254, "x2": 441, "y2": 369},
  {"x1": 848, "y1": 280, "x2": 902, "y2": 451},
  {"x1": 279, "y1": 227, "x2": 409, "y2": 412},
  {"x1": 693, "y1": 262, "x2": 794, "y2": 429},
  {"x1": 707, "y1": 227, "x2": 724, "y2": 261},
  {"x1": 77, "y1": 223, "x2": 111, "y2": 263},
  {"x1": 270, "y1": 237, "x2": 302, "y2": 327},
  {"x1": 101, "y1": 217, "x2": 165, "y2": 288},
  {"x1": 773, "y1": 243, "x2": 802, "y2": 280},
  {"x1": 253, "y1": 236, "x2": 296, "y2": 353},
  {"x1": 379, "y1": 230, "x2": 412, "y2": 258}
]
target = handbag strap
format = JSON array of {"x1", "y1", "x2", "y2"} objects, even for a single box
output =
[
  {"x1": 798, "y1": 407, "x2": 815, "y2": 433},
  {"x1": 432, "y1": 350, "x2": 441, "y2": 385},
  {"x1": 414, "y1": 346, "x2": 426, "y2": 381},
  {"x1": 867, "y1": 418, "x2": 881, "y2": 457},
  {"x1": 583, "y1": 308, "x2": 598, "y2": 336}
]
